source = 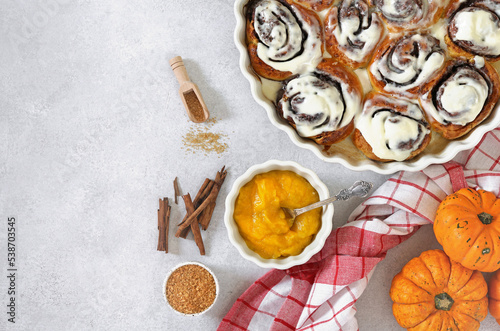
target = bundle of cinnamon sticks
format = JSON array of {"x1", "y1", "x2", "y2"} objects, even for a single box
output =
[
  {"x1": 176, "y1": 166, "x2": 227, "y2": 255},
  {"x1": 156, "y1": 166, "x2": 227, "y2": 255}
]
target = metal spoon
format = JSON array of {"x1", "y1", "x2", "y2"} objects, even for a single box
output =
[{"x1": 282, "y1": 180, "x2": 373, "y2": 222}]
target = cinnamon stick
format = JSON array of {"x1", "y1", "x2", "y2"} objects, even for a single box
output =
[
  {"x1": 175, "y1": 192, "x2": 211, "y2": 236},
  {"x1": 178, "y1": 179, "x2": 214, "y2": 226},
  {"x1": 157, "y1": 207, "x2": 161, "y2": 230},
  {"x1": 200, "y1": 167, "x2": 227, "y2": 230},
  {"x1": 157, "y1": 198, "x2": 166, "y2": 251},
  {"x1": 182, "y1": 194, "x2": 205, "y2": 255},
  {"x1": 178, "y1": 226, "x2": 190, "y2": 239},
  {"x1": 177, "y1": 178, "x2": 213, "y2": 239},
  {"x1": 175, "y1": 166, "x2": 227, "y2": 236},
  {"x1": 164, "y1": 198, "x2": 171, "y2": 254},
  {"x1": 199, "y1": 201, "x2": 216, "y2": 231},
  {"x1": 173, "y1": 177, "x2": 180, "y2": 204},
  {"x1": 193, "y1": 178, "x2": 211, "y2": 206}
]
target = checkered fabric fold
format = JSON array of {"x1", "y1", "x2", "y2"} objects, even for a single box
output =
[{"x1": 219, "y1": 128, "x2": 500, "y2": 331}]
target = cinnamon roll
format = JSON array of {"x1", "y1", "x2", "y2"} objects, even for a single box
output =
[
  {"x1": 246, "y1": 0, "x2": 324, "y2": 81},
  {"x1": 446, "y1": 0, "x2": 500, "y2": 61},
  {"x1": 324, "y1": 0, "x2": 385, "y2": 69},
  {"x1": 353, "y1": 92, "x2": 431, "y2": 162},
  {"x1": 276, "y1": 59, "x2": 363, "y2": 145},
  {"x1": 419, "y1": 58, "x2": 500, "y2": 139},
  {"x1": 371, "y1": 0, "x2": 447, "y2": 32},
  {"x1": 369, "y1": 34, "x2": 446, "y2": 97},
  {"x1": 293, "y1": 0, "x2": 334, "y2": 11}
]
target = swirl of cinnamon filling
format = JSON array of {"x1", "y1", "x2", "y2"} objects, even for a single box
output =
[
  {"x1": 354, "y1": 93, "x2": 431, "y2": 161},
  {"x1": 426, "y1": 66, "x2": 488, "y2": 125},
  {"x1": 277, "y1": 60, "x2": 363, "y2": 144},
  {"x1": 324, "y1": 0, "x2": 384, "y2": 68},
  {"x1": 447, "y1": 0, "x2": 500, "y2": 61},
  {"x1": 372, "y1": 0, "x2": 445, "y2": 31},
  {"x1": 369, "y1": 34, "x2": 445, "y2": 97},
  {"x1": 246, "y1": 0, "x2": 323, "y2": 79},
  {"x1": 419, "y1": 59, "x2": 500, "y2": 139}
]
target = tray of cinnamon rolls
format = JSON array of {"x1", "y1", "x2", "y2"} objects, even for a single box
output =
[{"x1": 234, "y1": 0, "x2": 500, "y2": 173}]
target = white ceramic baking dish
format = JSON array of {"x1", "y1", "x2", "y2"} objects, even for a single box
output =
[{"x1": 234, "y1": 0, "x2": 500, "y2": 174}]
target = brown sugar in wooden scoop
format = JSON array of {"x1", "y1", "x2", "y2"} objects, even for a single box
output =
[{"x1": 169, "y1": 56, "x2": 210, "y2": 123}]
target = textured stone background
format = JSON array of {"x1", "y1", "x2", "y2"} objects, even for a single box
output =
[{"x1": 1, "y1": 0, "x2": 497, "y2": 330}]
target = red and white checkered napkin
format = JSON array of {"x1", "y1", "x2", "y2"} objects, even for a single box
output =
[{"x1": 218, "y1": 128, "x2": 500, "y2": 331}]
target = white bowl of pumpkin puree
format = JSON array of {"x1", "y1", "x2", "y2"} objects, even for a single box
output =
[{"x1": 224, "y1": 160, "x2": 334, "y2": 269}]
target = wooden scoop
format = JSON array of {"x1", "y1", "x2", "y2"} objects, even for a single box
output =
[{"x1": 169, "y1": 56, "x2": 210, "y2": 123}]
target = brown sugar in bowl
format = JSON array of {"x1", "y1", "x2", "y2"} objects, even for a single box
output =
[{"x1": 163, "y1": 262, "x2": 219, "y2": 316}]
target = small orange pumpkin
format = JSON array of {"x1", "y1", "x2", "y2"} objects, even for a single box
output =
[
  {"x1": 489, "y1": 269, "x2": 500, "y2": 325},
  {"x1": 434, "y1": 188, "x2": 500, "y2": 272},
  {"x1": 390, "y1": 249, "x2": 488, "y2": 330}
]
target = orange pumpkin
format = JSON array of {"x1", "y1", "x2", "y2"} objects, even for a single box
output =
[
  {"x1": 434, "y1": 188, "x2": 500, "y2": 272},
  {"x1": 489, "y1": 269, "x2": 500, "y2": 325},
  {"x1": 390, "y1": 249, "x2": 488, "y2": 330}
]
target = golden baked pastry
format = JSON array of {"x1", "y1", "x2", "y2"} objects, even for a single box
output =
[
  {"x1": 276, "y1": 59, "x2": 363, "y2": 145},
  {"x1": 445, "y1": 0, "x2": 500, "y2": 61},
  {"x1": 293, "y1": 0, "x2": 334, "y2": 11},
  {"x1": 353, "y1": 92, "x2": 431, "y2": 162},
  {"x1": 368, "y1": 33, "x2": 446, "y2": 98},
  {"x1": 246, "y1": 0, "x2": 324, "y2": 81},
  {"x1": 371, "y1": 0, "x2": 447, "y2": 32},
  {"x1": 419, "y1": 58, "x2": 500, "y2": 139},
  {"x1": 324, "y1": 0, "x2": 385, "y2": 69},
  {"x1": 242, "y1": 0, "x2": 500, "y2": 163}
]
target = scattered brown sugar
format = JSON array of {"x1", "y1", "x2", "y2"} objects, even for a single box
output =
[
  {"x1": 166, "y1": 264, "x2": 217, "y2": 314},
  {"x1": 182, "y1": 117, "x2": 228, "y2": 156},
  {"x1": 184, "y1": 90, "x2": 205, "y2": 122}
]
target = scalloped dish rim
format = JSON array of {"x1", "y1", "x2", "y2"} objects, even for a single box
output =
[
  {"x1": 233, "y1": 0, "x2": 500, "y2": 174},
  {"x1": 224, "y1": 160, "x2": 334, "y2": 269}
]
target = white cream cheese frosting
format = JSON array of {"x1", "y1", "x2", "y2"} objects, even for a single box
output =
[
  {"x1": 450, "y1": 5, "x2": 500, "y2": 58},
  {"x1": 370, "y1": 34, "x2": 445, "y2": 96},
  {"x1": 254, "y1": 0, "x2": 323, "y2": 75},
  {"x1": 356, "y1": 95, "x2": 430, "y2": 161},
  {"x1": 420, "y1": 64, "x2": 489, "y2": 126},
  {"x1": 326, "y1": 0, "x2": 384, "y2": 63},
  {"x1": 378, "y1": 0, "x2": 426, "y2": 23},
  {"x1": 373, "y1": 0, "x2": 447, "y2": 29},
  {"x1": 279, "y1": 71, "x2": 361, "y2": 137}
]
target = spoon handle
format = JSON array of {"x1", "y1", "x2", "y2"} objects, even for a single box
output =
[
  {"x1": 294, "y1": 180, "x2": 373, "y2": 216},
  {"x1": 170, "y1": 56, "x2": 190, "y2": 85},
  {"x1": 293, "y1": 196, "x2": 340, "y2": 216}
]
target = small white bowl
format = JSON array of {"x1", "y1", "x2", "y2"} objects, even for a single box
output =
[
  {"x1": 163, "y1": 262, "x2": 219, "y2": 316},
  {"x1": 224, "y1": 160, "x2": 334, "y2": 269}
]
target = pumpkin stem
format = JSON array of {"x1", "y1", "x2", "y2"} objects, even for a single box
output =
[
  {"x1": 478, "y1": 212, "x2": 493, "y2": 225},
  {"x1": 435, "y1": 293, "x2": 454, "y2": 311}
]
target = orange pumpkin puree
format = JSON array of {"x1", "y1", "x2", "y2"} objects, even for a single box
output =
[{"x1": 233, "y1": 170, "x2": 322, "y2": 259}]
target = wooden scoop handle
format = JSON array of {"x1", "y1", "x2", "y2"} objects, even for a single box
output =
[{"x1": 169, "y1": 56, "x2": 190, "y2": 85}]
